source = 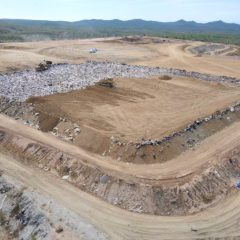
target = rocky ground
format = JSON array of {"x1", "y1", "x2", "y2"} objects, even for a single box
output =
[
  {"x1": 1, "y1": 123, "x2": 240, "y2": 216},
  {"x1": 0, "y1": 61, "x2": 239, "y2": 101},
  {"x1": 0, "y1": 174, "x2": 55, "y2": 240},
  {"x1": 0, "y1": 174, "x2": 106, "y2": 240},
  {"x1": 189, "y1": 44, "x2": 226, "y2": 55},
  {"x1": 0, "y1": 96, "x2": 82, "y2": 145},
  {"x1": 0, "y1": 96, "x2": 39, "y2": 127},
  {"x1": 1, "y1": 61, "x2": 240, "y2": 216}
]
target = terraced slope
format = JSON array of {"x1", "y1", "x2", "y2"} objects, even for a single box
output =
[
  {"x1": 0, "y1": 114, "x2": 240, "y2": 238},
  {"x1": 0, "y1": 37, "x2": 240, "y2": 239}
]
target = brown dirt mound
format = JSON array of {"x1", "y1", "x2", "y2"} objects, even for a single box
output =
[
  {"x1": 159, "y1": 75, "x2": 172, "y2": 80},
  {"x1": 26, "y1": 76, "x2": 240, "y2": 163}
]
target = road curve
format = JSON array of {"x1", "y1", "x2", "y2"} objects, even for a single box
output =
[
  {"x1": 0, "y1": 153, "x2": 240, "y2": 240},
  {"x1": 0, "y1": 114, "x2": 240, "y2": 184}
]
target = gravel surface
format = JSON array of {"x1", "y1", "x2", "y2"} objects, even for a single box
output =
[
  {"x1": 0, "y1": 175, "x2": 52, "y2": 240},
  {"x1": 0, "y1": 174, "x2": 107, "y2": 240},
  {"x1": 0, "y1": 61, "x2": 239, "y2": 101}
]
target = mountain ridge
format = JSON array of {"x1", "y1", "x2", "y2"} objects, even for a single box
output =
[{"x1": 0, "y1": 18, "x2": 240, "y2": 44}]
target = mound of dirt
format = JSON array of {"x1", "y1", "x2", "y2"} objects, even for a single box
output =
[
  {"x1": 26, "y1": 76, "x2": 240, "y2": 163},
  {"x1": 122, "y1": 36, "x2": 144, "y2": 43},
  {"x1": 120, "y1": 36, "x2": 170, "y2": 44},
  {"x1": 159, "y1": 75, "x2": 172, "y2": 80}
]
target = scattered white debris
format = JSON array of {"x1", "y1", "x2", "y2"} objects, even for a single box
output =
[
  {"x1": 62, "y1": 175, "x2": 70, "y2": 180},
  {"x1": 0, "y1": 62, "x2": 239, "y2": 101},
  {"x1": 89, "y1": 48, "x2": 98, "y2": 54},
  {"x1": 74, "y1": 127, "x2": 81, "y2": 133},
  {"x1": 214, "y1": 170, "x2": 221, "y2": 178}
]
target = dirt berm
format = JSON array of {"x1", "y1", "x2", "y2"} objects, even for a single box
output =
[{"x1": 0, "y1": 126, "x2": 239, "y2": 216}]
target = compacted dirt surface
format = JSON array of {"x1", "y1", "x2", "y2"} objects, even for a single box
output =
[
  {"x1": 0, "y1": 36, "x2": 240, "y2": 239},
  {"x1": 0, "y1": 116, "x2": 240, "y2": 239},
  {"x1": 0, "y1": 37, "x2": 240, "y2": 78},
  {"x1": 28, "y1": 76, "x2": 240, "y2": 160}
]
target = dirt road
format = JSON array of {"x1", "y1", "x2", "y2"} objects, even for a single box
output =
[
  {"x1": 0, "y1": 152, "x2": 240, "y2": 240},
  {"x1": 0, "y1": 36, "x2": 240, "y2": 238},
  {"x1": 138, "y1": 42, "x2": 240, "y2": 78},
  {"x1": 0, "y1": 85, "x2": 240, "y2": 239},
  {"x1": 0, "y1": 110, "x2": 240, "y2": 182},
  {"x1": 0, "y1": 38, "x2": 240, "y2": 78}
]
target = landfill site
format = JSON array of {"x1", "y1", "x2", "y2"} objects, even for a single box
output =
[{"x1": 0, "y1": 36, "x2": 240, "y2": 239}]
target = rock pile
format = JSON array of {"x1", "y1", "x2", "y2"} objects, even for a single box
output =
[
  {"x1": 0, "y1": 96, "x2": 33, "y2": 118},
  {"x1": 0, "y1": 96, "x2": 39, "y2": 128},
  {"x1": 0, "y1": 176, "x2": 52, "y2": 239},
  {"x1": 0, "y1": 175, "x2": 106, "y2": 240},
  {"x1": 51, "y1": 119, "x2": 81, "y2": 142},
  {"x1": 0, "y1": 61, "x2": 239, "y2": 101}
]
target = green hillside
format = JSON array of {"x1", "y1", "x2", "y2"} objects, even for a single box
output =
[{"x1": 0, "y1": 19, "x2": 240, "y2": 44}]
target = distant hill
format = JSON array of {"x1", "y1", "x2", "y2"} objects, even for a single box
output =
[{"x1": 0, "y1": 19, "x2": 240, "y2": 44}]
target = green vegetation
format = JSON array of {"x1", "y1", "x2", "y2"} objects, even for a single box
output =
[
  {"x1": 0, "y1": 19, "x2": 240, "y2": 45},
  {"x1": 0, "y1": 210, "x2": 6, "y2": 226},
  {"x1": 155, "y1": 32, "x2": 240, "y2": 45},
  {"x1": 31, "y1": 235, "x2": 37, "y2": 240},
  {"x1": 10, "y1": 203, "x2": 20, "y2": 218}
]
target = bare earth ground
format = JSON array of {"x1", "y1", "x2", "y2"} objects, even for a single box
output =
[
  {"x1": 0, "y1": 230, "x2": 11, "y2": 240},
  {"x1": 0, "y1": 37, "x2": 240, "y2": 239},
  {"x1": 0, "y1": 118, "x2": 240, "y2": 239},
  {"x1": 30, "y1": 76, "x2": 240, "y2": 143},
  {"x1": 1, "y1": 114, "x2": 240, "y2": 182},
  {"x1": 0, "y1": 37, "x2": 240, "y2": 78},
  {"x1": 1, "y1": 155, "x2": 240, "y2": 240}
]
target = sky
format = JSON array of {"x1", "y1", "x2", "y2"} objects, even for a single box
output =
[{"x1": 1, "y1": 0, "x2": 240, "y2": 24}]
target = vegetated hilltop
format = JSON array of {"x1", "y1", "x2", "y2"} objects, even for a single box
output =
[{"x1": 0, "y1": 18, "x2": 240, "y2": 44}]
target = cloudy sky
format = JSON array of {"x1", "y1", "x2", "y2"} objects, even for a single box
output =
[{"x1": 1, "y1": 0, "x2": 240, "y2": 23}]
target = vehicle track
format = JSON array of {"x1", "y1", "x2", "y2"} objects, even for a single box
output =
[
  {"x1": 0, "y1": 114, "x2": 240, "y2": 182},
  {"x1": 0, "y1": 112, "x2": 240, "y2": 216},
  {"x1": 0, "y1": 153, "x2": 240, "y2": 240}
]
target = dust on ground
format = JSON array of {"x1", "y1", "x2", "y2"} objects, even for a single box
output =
[{"x1": 27, "y1": 76, "x2": 240, "y2": 160}]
